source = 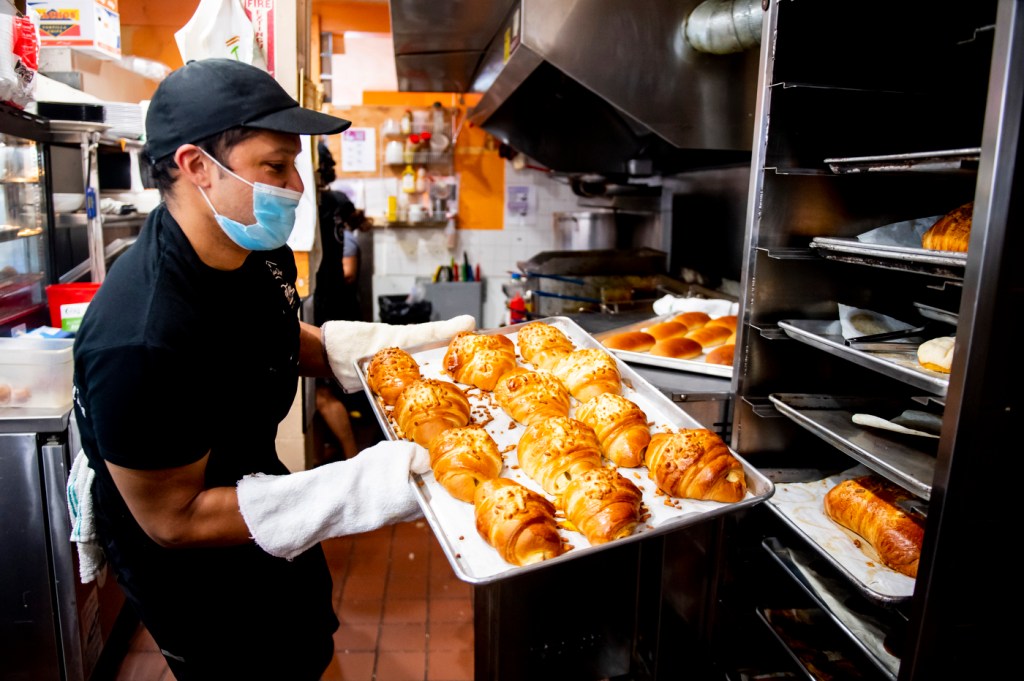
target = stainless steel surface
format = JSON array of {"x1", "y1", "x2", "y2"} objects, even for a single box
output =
[
  {"x1": 753, "y1": 608, "x2": 819, "y2": 681},
  {"x1": 913, "y1": 301, "x2": 958, "y2": 326},
  {"x1": 825, "y1": 147, "x2": 983, "y2": 175},
  {"x1": 685, "y1": 0, "x2": 763, "y2": 55},
  {"x1": 592, "y1": 313, "x2": 735, "y2": 378},
  {"x1": 355, "y1": 316, "x2": 774, "y2": 584},
  {"x1": 811, "y1": 236, "x2": 968, "y2": 273},
  {"x1": 552, "y1": 210, "x2": 617, "y2": 250}
]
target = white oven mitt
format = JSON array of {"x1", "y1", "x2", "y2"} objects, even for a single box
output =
[
  {"x1": 237, "y1": 440, "x2": 430, "y2": 560},
  {"x1": 322, "y1": 315, "x2": 476, "y2": 392}
]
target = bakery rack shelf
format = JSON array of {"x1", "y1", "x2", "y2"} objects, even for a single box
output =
[
  {"x1": 809, "y1": 238, "x2": 967, "y2": 280},
  {"x1": 767, "y1": 394, "x2": 937, "y2": 500},
  {"x1": 824, "y1": 147, "x2": 982, "y2": 175}
]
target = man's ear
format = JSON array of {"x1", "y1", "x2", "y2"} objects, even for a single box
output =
[{"x1": 174, "y1": 144, "x2": 215, "y2": 188}]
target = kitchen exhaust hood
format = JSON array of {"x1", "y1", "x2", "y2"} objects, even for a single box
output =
[{"x1": 390, "y1": 0, "x2": 762, "y2": 179}]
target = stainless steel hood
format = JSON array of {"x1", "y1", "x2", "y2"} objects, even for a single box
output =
[{"x1": 390, "y1": 0, "x2": 762, "y2": 178}]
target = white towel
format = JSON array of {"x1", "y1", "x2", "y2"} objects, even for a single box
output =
[
  {"x1": 67, "y1": 450, "x2": 107, "y2": 583},
  {"x1": 652, "y1": 295, "x2": 739, "y2": 318}
]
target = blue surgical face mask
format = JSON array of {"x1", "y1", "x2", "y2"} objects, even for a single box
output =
[{"x1": 196, "y1": 150, "x2": 303, "y2": 251}]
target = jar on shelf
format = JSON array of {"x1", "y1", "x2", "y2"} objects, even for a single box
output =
[
  {"x1": 431, "y1": 102, "x2": 446, "y2": 137},
  {"x1": 385, "y1": 139, "x2": 404, "y2": 165},
  {"x1": 401, "y1": 165, "x2": 416, "y2": 194},
  {"x1": 415, "y1": 167, "x2": 427, "y2": 194},
  {"x1": 400, "y1": 110, "x2": 413, "y2": 135},
  {"x1": 404, "y1": 134, "x2": 420, "y2": 164}
]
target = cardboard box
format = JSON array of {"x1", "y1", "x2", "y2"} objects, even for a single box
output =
[{"x1": 29, "y1": 0, "x2": 121, "y2": 61}]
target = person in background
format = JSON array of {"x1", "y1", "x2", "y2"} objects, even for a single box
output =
[{"x1": 70, "y1": 59, "x2": 474, "y2": 680}]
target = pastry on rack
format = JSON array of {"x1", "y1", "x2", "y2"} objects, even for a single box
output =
[
  {"x1": 428, "y1": 425, "x2": 504, "y2": 503},
  {"x1": 552, "y1": 347, "x2": 621, "y2": 403},
  {"x1": 646, "y1": 320, "x2": 689, "y2": 341},
  {"x1": 705, "y1": 344, "x2": 735, "y2": 366},
  {"x1": 393, "y1": 378, "x2": 472, "y2": 448},
  {"x1": 574, "y1": 392, "x2": 650, "y2": 468},
  {"x1": 917, "y1": 336, "x2": 955, "y2": 374},
  {"x1": 645, "y1": 429, "x2": 747, "y2": 502},
  {"x1": 672, "y1": 311, "x2": 711, "y2": 330},
  {"x1": 824, "y1": 475, "x2": 925, "y2": 578},
  {"x1": 706, "y1": 315, "x2": 738, "y2": 333},
  {"x1": 649, "y1": 337, "x2": 702, "y2": 359},
  {"x1": 493, "y1": 367, "x2": 571, "y2": 426},
  {"x1": 516, "y1": 416, "x2": 603, "y2": 495},
  {"x1": 442, "y1": 331, "x2": 519, "y2": 391},
  {"x1": 602, "y1": 331, "x2": 656, "y2": 352},
  {"x1": 560, "y1": 466, "x2": 643, "y2": 545},
  {"x1": 922, "y1": 201, "x2": 972, "y2": 252},
  {"x1": 516, "y1": 322, "x2": 576, "y2": 370},
  {"x1": 684, "y1": 324, "x2": 732, "y2": 350},
  {"x1": 366, "y1": 346, "x2": 421, "y2": 406},
  {"x1": 474, "y1": 477, "x2": 565, "y2": 566}
]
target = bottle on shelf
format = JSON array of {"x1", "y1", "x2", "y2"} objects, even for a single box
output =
[
  {"x1": 400, "y1": 110, "x2": 413, "y2": 135},
  {"x1": 432, "y1": 102, "x2": 446, "y2": 138},
  {"x1": 415, "y1": 167, "x2": 427, "y2": 194},
  {"x1": 401, "y1": 165, "x2": 416, "y2": 194},
  {"x1": 404, "y1": 134, "x2": 420, "y2": 164}
]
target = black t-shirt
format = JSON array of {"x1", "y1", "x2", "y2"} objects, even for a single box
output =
[{"x1": 73, "y1": 205, "x2": 337, "y2": 666}]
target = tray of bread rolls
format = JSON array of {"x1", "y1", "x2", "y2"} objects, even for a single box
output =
[
  {"x1": 354, "y1": 316, "x2": 774, "y2": 584},
  {"x1": 590, "y1": 311, "x2": 738, "y2": 377}
]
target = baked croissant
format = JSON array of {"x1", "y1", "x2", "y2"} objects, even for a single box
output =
[
  {"x1": 645, "y1": 429, "x2": 747, "y2": 502},
  {"x1": 552, "y1": 348, "x2": 621, "y2": 403},
  {"x1": 493, "y1": 368, "x2": 571, "y2": 426},
  {"x1": 516, "y1": 416, "x2": 603, "y2": 495},
  {"x1": 516, "y1": 322, "x2": 575, "y2": 370},
  {"x1": 442, "y1": 331, "x2": 519, "y2": 391},
  {"x1": 574, "y1": 392, "x2": 650, "y2": 468},
  {"x1": 393, "y1": 378, "x2": 471, "y2": 448},
  {"x1": 560, "y1": 466, "x2": 643, "y2": 545},
  {"x1": 428, "y1": 425, "x2": 504, "y2": 503},
  {"x1": 474, "y1": 477, "x2": 565, "y2": 566},
  {"x1": 922, "y1": 201, "x2": 972, "y2": 252},
  {"x1": 366, "y1": 346, "x2": 421, "y2": 406}
]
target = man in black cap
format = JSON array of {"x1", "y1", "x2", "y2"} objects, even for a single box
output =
[{"x1": 71, "y1": 59, "x2": 474, "y2": 679}]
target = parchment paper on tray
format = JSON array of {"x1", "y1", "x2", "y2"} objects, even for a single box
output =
[
  {"x1": 856, "y1": 215, "x2": 942, "y2": 248},
  {"x1": 355, "y1": 317, "x2": 773, "y2": 584},
  {"x1": 767, "y1": 465, "x2": 915, "y2": 601},
  {"x1": 838, "y1": 304, "x2": 918, "y2": 340}
]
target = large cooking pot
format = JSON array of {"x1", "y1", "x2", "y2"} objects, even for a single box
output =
[{"x1": 553, "y1": 210, "x2": 617, "y2": 250}]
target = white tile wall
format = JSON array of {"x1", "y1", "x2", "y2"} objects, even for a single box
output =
[{"x1": 371, "y1": 161, "x2": 581, "y2": 328}]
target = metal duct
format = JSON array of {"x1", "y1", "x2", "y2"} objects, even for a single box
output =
[{"x1": 685, "y1": 0, "x2": 765, "y2": 55}]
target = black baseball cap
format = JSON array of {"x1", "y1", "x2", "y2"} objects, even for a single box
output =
[{"x1": 144, "y1": 59, "x2": 351, "y2": 163}]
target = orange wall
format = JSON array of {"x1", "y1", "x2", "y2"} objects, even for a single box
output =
[{"x1": 119, "y1": 1, "x2": 199, "y2": 71}]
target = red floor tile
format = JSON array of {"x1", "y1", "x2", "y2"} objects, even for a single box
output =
[
  {"x1": 379, "y1": 621, "x2": 428, "y2": 651},
  {"x1": 337, "y1": 598, "x2": 384, "y2": 625},
  {"x1": 382, "y1": 597, "x2": 429, "y2": 624},
  {"x1": 429, "y1": 597, "x2": 473, "y2": 622},
  {"x1": 334, "y1": 622, "x2": 379, "y2": 652},
  {"x1": 375, "y1": 650, "x2": 428, "y2": 681},
  {"x1": 330, "y1": 650, "x2": 376, "y2": 681},
  {"x1": 427, "y1": 648, "x2": 475, "y2": 681},
  {"x1": 427, "y1": 620, "x2": 474, "y2": 652}
]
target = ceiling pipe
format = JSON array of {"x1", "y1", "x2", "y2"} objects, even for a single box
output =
[{"x1": 685, "y1": 0, "x2": 765, "y2": 55}]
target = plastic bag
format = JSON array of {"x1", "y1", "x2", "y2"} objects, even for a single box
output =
[
  {"x1": 9, "y1": 15, "x2": 39, "y2": 108},
  {"x1": 174, "y1": 0, "x2": 267, "y2": 69}
]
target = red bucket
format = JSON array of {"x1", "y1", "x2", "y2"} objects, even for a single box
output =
[{"x1": 45, "y1": 283, "x2": 101, "y2": 331}]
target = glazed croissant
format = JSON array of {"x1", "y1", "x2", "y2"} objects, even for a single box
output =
[
  {"x1": 366, "y1": 346, "x2": 421, "y2": 406},
  {"x1": 516, "y1": 322, "x2": 575, "y2": 370},
  {"x1": 560, "y1": 466, "x2": 643, "y2": 545},
  {"x1": 442, "y1": 331, "x2": 519, "y2": 391},
  {"x1": 474, "y1": 477, "x2": 565, "y2": 566},
  {"x1": 645, "y1": 429, "x2": 747, "y2": 502},
  {"x1": 516, "y1": 416, "x2": 603, "y2": 495},
  {"x1": 393, "y1": 378, "x2": 471, "y2": 448},
  {"x1": 428, "y1": 425, "x2": 504, "y2": 503},
  {"x1": 574, "y1": 392, "x2": 650, "y2": 468},
  {"x1": 552, "y1": 348, "x2": 621, "y2": 403},
  {"x1": 493, "y1": 368, "x2": 571, "y2": 426}
]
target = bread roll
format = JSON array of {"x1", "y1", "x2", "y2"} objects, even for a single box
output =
[
  {"x1": 516, "y1": 322, "x2": 575, "y2": 370},
  {"x1": 645, "y1": 429, "x2": 747, "y2": 502},
  {"x1": 649, "y1": 337, "x2": 702, "y2": 359},
  {"x1": 706, "y1": 315, "x2": 737, "y2": 333},
  {"x1": 429, "y1": 425, "x2": 504, "y2": 503},
  {"x1": 575, "y1": 392, "x2": 650, "y2": 468},
  {"x1": 824, "y1": 475, "x2": 925, "y2": 578},
  {"x1": 442, "y1": 331, "x2": 518, "y2": 391},
  {"x1": 684, "y1": 325, "x2": 733, "y2": 350},
  {"x1": 602, "y1": 331, "x2": 656, "y2": 352},
  {"x1": 646, "y1": 320, "x2": 688, "y2": 341},
  {"x1": 394, "y1": 378, "x2": 472, "y2": 448},
  {"x1": 705, "y1": 344, "x2": 735, "y2": 366},
  {"x1": 366, "y1": 347, "x2": 421, "y2": 406},
  {"x1": 553, "y1": 348, "x2": 621, "y2": 403},
  {"x1": 474, "y1": 477, "x2": 565, "y2": 566},
  {"x1": 922, "y1": 201, "x2": 972, "y2": 252},
  {"x1": 917, "y1": 336, "x2": 955, "y2": 373},
  {"x1": 672, "y1": 311, "x2": 710, "y2": 329},
  {"x1": 517, "y1": 416, "x2": 603, "y2": 495},
  {"x1": 493, "y1": 367, "x2": 571, "y2": 426},
  {"x1": 560, "y1": 466, "x2": 643, "y2": 545}
]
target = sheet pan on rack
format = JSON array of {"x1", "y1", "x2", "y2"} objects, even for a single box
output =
[
  {"x1": 354, "y1": 316, "x2": 772, "y2": 585},
  {"x1": 590, "y1": 313, "x2": 734, "y2": 378}
]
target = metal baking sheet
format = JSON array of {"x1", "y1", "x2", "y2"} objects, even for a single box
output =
[
  {"x1": 825, "y1": 147, "x2": 981, "y2": 175},
  {"x1": 778, "y1": 319, "x2": 949, "y2": 396},
  {"x1": 768, "y1": 394, "x2": 936, "y2": 500},
  {"x1": 590, "y1": 313, "x2": 734, "y2": 378},
  {"x1": 355, "y1": 316, "x2": 773, "y2": 585},
  {"x1": 765, "y1": 465, "x2": 915, "y2": 603},
  {"x1": 913, "y1": 302, "x2": 958, "y2": 326},
  {"x1": 810, "y1": 237, "x2": 968, "y2": 268}
]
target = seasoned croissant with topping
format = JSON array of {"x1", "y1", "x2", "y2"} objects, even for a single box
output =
[
  {"x1": 366, "y1": 346, "x2": 421, "y2": 406},
  {"x1": 474, "y1": 477, "x2": 565, "y2": 566},
  {"x1": 428, "y1": 425, "x2": 504, "y2": 503},
  {"x1": 493, "y1": 368, "x2": 571, "y2": 426},
  {"x1": 560, "y1": 466, "x2": 643, "y2": 545},
  {"x1": 552, "y1": 348, "x2": 621, "y2": 403},
  {"x1": 516, "y1": 322, "x2": 575, "y2": 370},
  {"x1": 645, "y1": 429, "x2": 747, "y2": 502},
  {"x1": 574, "y1": 392, "x2": 650, "y2": 468},
  {"x1": 442, "y1": 331, "x2": 518, "y2": 391},
  {"x1": 516, "y1": 416, "x2": 603, "y2": 495},
  {"x1": 393, "y1": 378, "x2": 471, "y2": 448}
]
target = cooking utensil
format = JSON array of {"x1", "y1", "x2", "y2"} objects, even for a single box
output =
[{"x1": 845, "y1": 325, "x2": 928, "y2": 351}]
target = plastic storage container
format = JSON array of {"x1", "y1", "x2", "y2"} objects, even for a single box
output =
[{"x1": 0, "y1": 337, "x2": 74, "y2": 409}]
